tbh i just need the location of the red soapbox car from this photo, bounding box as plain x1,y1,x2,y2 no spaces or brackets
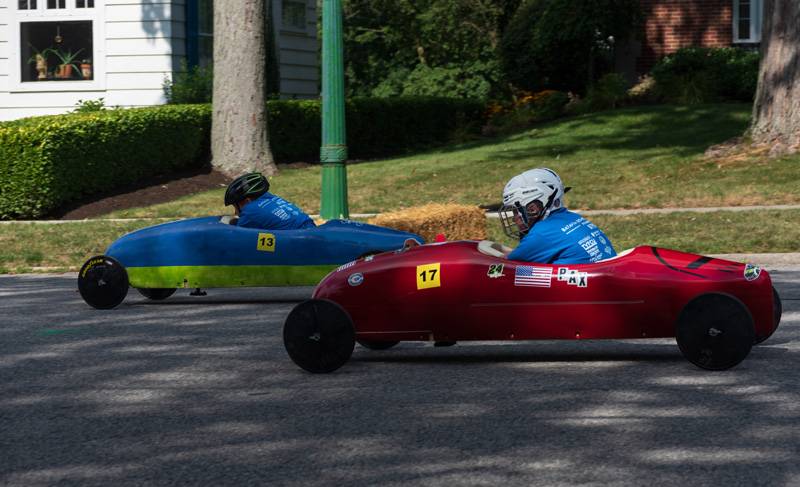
282,241,782,373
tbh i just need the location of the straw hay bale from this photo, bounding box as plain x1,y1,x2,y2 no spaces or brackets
368,204,487,242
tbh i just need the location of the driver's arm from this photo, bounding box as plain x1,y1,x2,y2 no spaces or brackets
507,231,554,263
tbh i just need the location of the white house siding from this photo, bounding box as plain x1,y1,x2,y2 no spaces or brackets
0,1,9,95
0,0,319,121
0,0,183,121
275,0,318,98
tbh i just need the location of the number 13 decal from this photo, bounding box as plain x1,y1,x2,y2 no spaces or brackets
257,233,276,252
416,263,441,290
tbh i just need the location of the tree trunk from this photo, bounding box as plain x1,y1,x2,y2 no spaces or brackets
212,0,277,177
750,0,800,155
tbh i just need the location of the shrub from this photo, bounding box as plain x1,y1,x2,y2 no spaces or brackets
585,73,629,110
163,62,213,104
268,97,486,161
499,0,642,94
0,105,211,219
651,47,759,103
73,98,106,113
485,90,569,134
0,97,485,218
371,62,503,100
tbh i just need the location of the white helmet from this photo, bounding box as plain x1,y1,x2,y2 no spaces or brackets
499,168,566,238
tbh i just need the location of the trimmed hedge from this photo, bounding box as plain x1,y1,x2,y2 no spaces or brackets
268,96,486,161
0,105,211,219
1,97,485,219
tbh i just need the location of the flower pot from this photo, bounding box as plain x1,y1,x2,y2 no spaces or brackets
80,63,92,79
55,64,73,79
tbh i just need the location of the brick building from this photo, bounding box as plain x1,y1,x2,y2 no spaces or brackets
617,0,763,80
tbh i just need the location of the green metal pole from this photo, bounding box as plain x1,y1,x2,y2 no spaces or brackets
320,0,349,219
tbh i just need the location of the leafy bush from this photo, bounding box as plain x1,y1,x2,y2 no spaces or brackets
371,62,502,100
1,97,485,218
485,90,569,134
268,97,486,161
163,62,213,104
585,73,629,110
651,47,759,103
0,105,211,219
343,0,511,100
72,98,106,113
499,0,642,94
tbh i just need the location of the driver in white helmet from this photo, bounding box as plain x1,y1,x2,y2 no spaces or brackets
499,168,616,263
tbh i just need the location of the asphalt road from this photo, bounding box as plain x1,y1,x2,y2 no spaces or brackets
1,268,799,487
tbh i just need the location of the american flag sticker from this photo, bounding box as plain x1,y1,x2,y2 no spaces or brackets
514,266,553,287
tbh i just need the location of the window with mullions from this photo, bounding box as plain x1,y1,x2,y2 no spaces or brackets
282,1,306,30
198,0,213,67
76,0,95,7
20,21,94,82
733,0,763,43
47,0,66,9
18,0,37,9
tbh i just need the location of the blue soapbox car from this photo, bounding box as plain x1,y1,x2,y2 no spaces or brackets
78,216,423,309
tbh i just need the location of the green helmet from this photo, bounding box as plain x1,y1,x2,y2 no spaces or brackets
224,173,270,206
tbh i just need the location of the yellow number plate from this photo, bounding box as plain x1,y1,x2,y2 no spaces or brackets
416,263,441,290
257,233,276,252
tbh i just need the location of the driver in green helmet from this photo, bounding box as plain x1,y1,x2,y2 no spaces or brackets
224,173,315,230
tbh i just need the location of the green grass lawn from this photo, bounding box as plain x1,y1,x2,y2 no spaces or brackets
3,103,798,274
1,210,797,273
101,103,800,219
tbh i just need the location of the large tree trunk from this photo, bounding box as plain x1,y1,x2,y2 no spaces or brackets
212,0,277,177
750,0,800,155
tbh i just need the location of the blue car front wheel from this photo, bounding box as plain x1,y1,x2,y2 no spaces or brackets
78,255,129,310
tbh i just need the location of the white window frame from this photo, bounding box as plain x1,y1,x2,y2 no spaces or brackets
8,0,105,92
733,0,763,43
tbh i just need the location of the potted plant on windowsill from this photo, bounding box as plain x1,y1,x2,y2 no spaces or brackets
79,59,93,79
27,44,53,81
52,47,84,79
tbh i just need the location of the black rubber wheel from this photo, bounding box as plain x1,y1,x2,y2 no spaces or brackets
78,255,129,310
283,299,355,373
136,288,177,301
756,286,783,345
357,340,399,350
676,293,755,370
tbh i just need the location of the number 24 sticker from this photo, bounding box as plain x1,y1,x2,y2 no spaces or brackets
257,233,276,252
416,263,441,290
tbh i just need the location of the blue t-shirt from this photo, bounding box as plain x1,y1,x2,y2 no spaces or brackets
237,192,315,230
507,208,616,264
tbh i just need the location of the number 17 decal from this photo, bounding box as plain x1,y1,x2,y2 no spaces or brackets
416,263,441,290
